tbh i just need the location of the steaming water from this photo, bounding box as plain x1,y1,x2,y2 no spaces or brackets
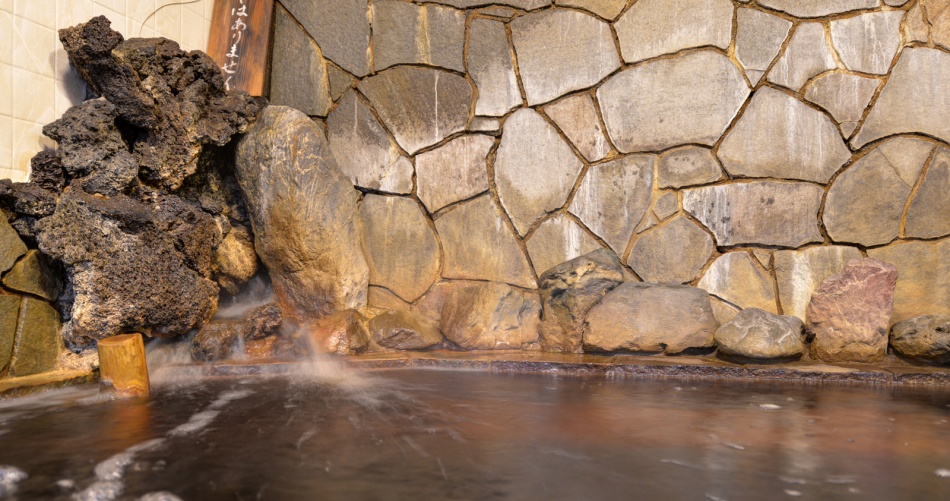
1,367,950,499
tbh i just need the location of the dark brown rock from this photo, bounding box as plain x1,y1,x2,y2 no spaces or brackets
192,321,241,361
191,303,284,361
1,250,63,301
440,282,541,350
806,258,898,363
242,303,282,340
308,309,370,355
714,308,804,360
890,315,950,365
235,106,369,320
369,310,443,350
26,151,66,192
10,297,62,377
583,282,718,354
0,294,20,374
538,249,625,353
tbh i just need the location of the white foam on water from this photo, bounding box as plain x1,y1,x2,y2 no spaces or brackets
73,480,122,501
137,491,184,501
169,410,220,437
0,465,27,497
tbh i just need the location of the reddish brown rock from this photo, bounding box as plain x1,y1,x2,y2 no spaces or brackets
806,258,898,363
308,309,370,355
439,282,540,350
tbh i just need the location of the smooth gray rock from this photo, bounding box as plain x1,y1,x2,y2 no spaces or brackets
653,192,679,220
683,181,824,248
280,0,371,76
372,1,465,72
0,216,27,274
598,51,749,153
830,11,903,75
435,195,536,289
468,18,521,117
358,66,472,154
657,146,723,189
538,249,624,353
629,216,713,284
543,93,610,162
906,146,950,239
270,5,331,117
527,214,602,276
757,0,879,18
440,282,541,350
767,22,836,91
699,252,778,313
774,245,864,321
715,308,804,360
804,73,880,135
823,149,911,246
735,8,792,85
510,9,620,105
495,108,583,235
890,315,950,365
235,106,369,319
869,239,950,325
583,282,718,354
327,65,353,102
852,48,950,148
416,134,493,213
360,195,440,303
369,310,443,351
717,87,850,183
327,91,412,194
554,0,625,19
426,0,550,8
614,0,733,63
569,154,653,254
878,136,934,187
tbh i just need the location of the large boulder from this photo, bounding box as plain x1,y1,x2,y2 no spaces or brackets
890,315,950,365
440,282,540,350
369,310,443,351
583,282,718,354
538,249,625,353
806,259,898,363
235,106,369,319
714,308,804,360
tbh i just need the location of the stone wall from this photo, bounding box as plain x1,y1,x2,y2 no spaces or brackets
268,1,949,344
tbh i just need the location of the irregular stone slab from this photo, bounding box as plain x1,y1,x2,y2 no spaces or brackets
360,195,440,303
699,252,778,313
710,297,740,326
931,0,950,50
878,136,934,187
629,216,713,284
435,195,536,289
583,282,718,354
570,155,654,254
280,0,371,77
614,0,733,64
538,249,624,353
495,109,583,235
554,0,625,20
715,308,804,360
683,182,824,248
543,94,610,162
10,297,62,377
412,280,481,322
757,0,879,18
890,315,950,365
510,9,620,105
358,66,472,154
427,0,550,8
831,11,903,75
852,49,950,148
327,91,412,194
903,2,931,44
467,18,521,117
774,245,864,321
235,106,369,319
598,51,750,153
906,147,950,239
327,65,354,102
270,5,331,117
804,73,879,134
653,192,679,221
718,88,850,183
0,294,20,372
2,250,62,301
470,118,501,133
806,259,897,363
372,1,466,72
309,309,370,356
0,216,27,274
367,286,411,312
869,239,950,324
440,282,541,350
369,310,443,350
767,23,836,92
212,226,258,296
416,135,493,213
527,214,602,276
735,8,792,85
823,149,911,246
657,146,723,189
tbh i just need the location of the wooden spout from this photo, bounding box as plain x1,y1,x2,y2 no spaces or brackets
97,333,150,397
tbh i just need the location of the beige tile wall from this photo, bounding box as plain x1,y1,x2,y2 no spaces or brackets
0,0,215,182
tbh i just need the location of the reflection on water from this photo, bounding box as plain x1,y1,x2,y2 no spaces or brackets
0,370,949,500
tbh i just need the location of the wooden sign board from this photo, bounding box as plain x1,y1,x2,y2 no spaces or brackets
207,0,274,96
